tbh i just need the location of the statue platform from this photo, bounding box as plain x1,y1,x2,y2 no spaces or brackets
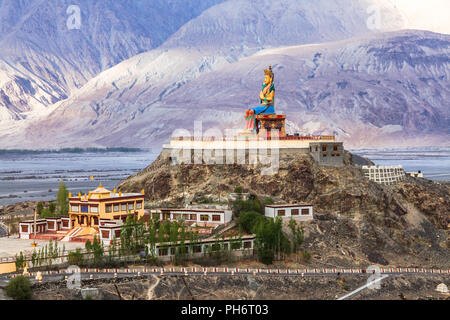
240,113,286,138
256,113,286,137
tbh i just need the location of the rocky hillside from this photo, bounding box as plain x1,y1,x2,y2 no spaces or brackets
118,149,449,268
30,274,450,300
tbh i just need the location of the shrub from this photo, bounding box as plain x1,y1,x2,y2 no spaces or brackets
237,211,266,234
301,250,311,262
234,186,243,193
68,248,84,266
5,276,32,300
233,197,262,216
263,197,274,205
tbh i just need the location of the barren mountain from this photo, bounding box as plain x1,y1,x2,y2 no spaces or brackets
0,0,408,148
14,30,450,149
0,0,226,122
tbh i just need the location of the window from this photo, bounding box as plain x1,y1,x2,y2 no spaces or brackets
231,242,242,250
113,204,119,212
190,214,197,221
101,230,110,239
121,203,127,211
243,241,252,249
170,248,176,255
192,245,202,253
21,225,28,233
47,221,54,229
183,214,189,220
115,230,121,238
159,248,168,256
277,210,285,216
333,144,338,151
81,206,88,213
223,243,229,251
212,215,221,221
291,209,299,215
200,215,209,221
90,206,99,213
105,204,112,213
136,201,142,209
301,208,310,215
322,145,327,151
212,244,221,251
71,205,79,212
315,145,318,151
128,203,134,211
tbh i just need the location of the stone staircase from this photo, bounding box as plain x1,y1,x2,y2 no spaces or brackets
61,227,82,242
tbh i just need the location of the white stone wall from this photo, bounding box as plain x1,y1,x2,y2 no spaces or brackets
362,165,406,185
265,205,313,221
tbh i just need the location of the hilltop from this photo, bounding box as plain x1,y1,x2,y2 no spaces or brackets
118,149,450,268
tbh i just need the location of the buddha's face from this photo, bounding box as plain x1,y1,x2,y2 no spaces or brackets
263,75,272,85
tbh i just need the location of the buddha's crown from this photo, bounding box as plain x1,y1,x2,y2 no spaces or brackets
264,65,274,78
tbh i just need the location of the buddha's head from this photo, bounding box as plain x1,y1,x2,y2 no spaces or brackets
263,65,274,85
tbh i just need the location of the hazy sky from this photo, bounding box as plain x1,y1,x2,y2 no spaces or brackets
390,0,450,34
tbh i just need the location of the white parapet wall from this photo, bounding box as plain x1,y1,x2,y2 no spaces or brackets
361,165,406,185
165,136,336,151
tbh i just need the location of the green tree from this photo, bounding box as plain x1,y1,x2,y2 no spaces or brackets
288,219,304,253
31,250,37,268
5,276,32,300
233,196,262,217
254,217,291,265
92,236,104,266
56,180,69,217
237,211,266,234
48,202,56,216
40,207,51,218
36,202,44,216
15,252,25,271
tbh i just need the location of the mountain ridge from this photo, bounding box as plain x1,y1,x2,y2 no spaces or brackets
9,29,448,150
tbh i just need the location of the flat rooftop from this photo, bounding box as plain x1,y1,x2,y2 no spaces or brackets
265,204,313,208
0,236,86,259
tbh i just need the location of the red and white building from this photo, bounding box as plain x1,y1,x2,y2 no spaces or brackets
98,219,123,245
19,217,72,239
150,208,232,226
265,204,313,221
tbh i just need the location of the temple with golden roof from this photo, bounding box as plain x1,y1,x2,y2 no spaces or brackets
68,184,145,229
